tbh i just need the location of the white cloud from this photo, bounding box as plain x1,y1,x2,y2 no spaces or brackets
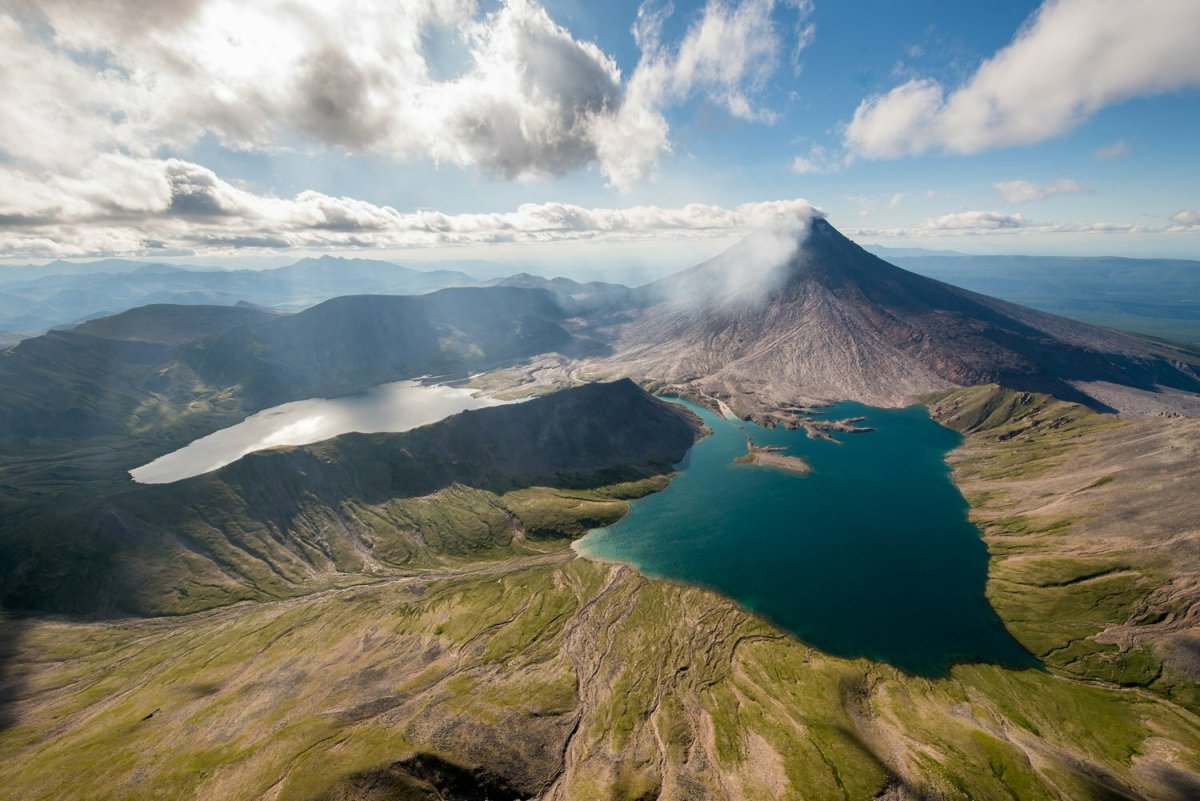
789,143,837,175
598,0,811,188
843,191,908,217
924,211,1026,232
1169,209,1200,231
844,0,1200,158
844,195,876,217
790,156,822,175
1093,140,1131,160
994,179,1085,204
848,210,1156,239
0,0,810,192
0,155,822,257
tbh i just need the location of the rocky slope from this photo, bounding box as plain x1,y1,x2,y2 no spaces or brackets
926,385,1200,709
595,217,1200,417
0,381,702,615
4,554,1200,801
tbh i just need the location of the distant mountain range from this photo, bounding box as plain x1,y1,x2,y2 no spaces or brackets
868,247,1200,347
0,286,590,448
0,255,477,342
4,219,1198,458
6,245,1200,351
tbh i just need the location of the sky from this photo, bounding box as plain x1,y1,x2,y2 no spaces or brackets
1,0,1199,272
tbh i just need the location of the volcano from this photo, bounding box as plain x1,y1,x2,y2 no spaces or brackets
599,216,1200,416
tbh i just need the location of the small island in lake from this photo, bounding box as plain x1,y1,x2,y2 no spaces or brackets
745,406,876,441
733,438,811,474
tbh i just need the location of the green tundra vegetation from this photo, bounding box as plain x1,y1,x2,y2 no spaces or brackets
2,384,1199,799
925,386,1200,712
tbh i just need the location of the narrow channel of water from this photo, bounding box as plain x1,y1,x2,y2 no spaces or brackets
577,400,1037,676
131,380,504,484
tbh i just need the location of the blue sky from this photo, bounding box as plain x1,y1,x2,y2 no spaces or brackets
1,0,1198,269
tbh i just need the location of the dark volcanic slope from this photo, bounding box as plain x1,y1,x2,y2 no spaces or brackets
605,218,1200,415
71,302,277,345
0,380,702,615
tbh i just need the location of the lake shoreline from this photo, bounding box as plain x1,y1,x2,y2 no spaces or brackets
130,379,510,484
578,398,1035,676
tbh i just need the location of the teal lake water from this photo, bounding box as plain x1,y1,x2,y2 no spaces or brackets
577,400,1037,676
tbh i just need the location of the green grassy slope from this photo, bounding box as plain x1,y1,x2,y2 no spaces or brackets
926,385,1200,711
180,288,575,408
3,557,1199,801
4,382,1200,799
0,381,702,616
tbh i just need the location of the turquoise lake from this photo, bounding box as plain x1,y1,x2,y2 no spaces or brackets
577,400,1037,676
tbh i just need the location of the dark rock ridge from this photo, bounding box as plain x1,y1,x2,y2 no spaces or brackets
69,303,277,345
602,217,1200,415
0,380,702,615
217,379,699,499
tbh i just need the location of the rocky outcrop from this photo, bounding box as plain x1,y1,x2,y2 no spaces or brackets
732,440,810,474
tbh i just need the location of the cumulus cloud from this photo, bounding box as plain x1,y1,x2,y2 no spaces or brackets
0,155,821,257
994,179,1085,204
790,156,823,175
844,0,1200,158
0,0,810,191
595,0,811,188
